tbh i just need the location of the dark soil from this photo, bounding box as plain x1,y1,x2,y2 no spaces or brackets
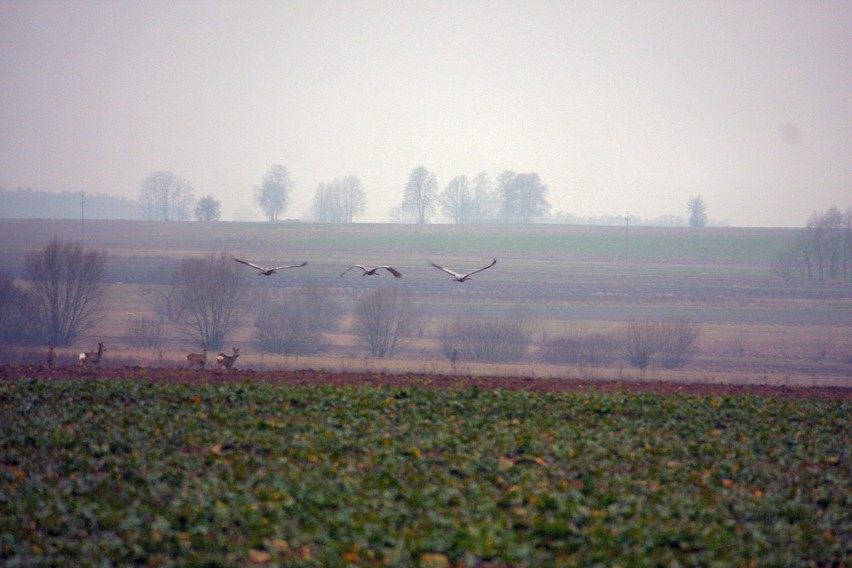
2,365,849,400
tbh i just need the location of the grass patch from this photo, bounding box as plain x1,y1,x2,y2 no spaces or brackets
1,378,848,565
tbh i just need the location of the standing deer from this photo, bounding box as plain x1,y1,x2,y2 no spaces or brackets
45,343,57,369
216,347,240,370
186,345,208,369
79,342,105,366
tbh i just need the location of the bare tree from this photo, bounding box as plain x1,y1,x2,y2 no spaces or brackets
778,206,852,282
311,176,366,223
657,317,702,369
254,164,293,222
440,175,473,224
845,206,852,282
336,176,366,223
0,272,44,346
805,206,846,281
439,308,531,363
195,195,221,222
495,170,516,223
255,302,326,355
311,182,337,223
167,251,250,349
581,332,620,366
24,239,107,346
151,274,183,323
402,166,439,224
252,282,339,354
620,321,659,374
496,171,550,223
139,171,195,221
353,286,417,357
688,195,708,228
295,283,342,332
470,171,497,223
771,251,799,283
619,318,701,372
540,331,619,367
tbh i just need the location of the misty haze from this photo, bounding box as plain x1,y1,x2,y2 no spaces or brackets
0,2,849,566
1,0,850,226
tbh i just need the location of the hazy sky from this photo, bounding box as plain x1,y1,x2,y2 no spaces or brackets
1,0,850,226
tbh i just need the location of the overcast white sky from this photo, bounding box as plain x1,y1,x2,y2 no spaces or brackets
1,0,850,226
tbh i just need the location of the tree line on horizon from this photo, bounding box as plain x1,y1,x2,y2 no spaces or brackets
2,168,715,227
137,165,554,225
0,188,142,220
773,205,852,283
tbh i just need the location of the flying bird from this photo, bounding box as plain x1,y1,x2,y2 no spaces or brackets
430,258,497,282
340,264,403,278
234,258,308,275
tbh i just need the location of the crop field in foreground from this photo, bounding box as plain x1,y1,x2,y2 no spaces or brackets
1,377,848,566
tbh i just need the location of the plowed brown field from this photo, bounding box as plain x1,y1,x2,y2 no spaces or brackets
3,365,849,400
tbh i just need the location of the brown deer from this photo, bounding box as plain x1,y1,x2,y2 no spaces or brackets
186,345,208,369
79,342,105,366
216,347,240,370
45,343,57,369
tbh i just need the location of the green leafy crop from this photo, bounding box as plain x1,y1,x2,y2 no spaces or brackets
1,379,848,566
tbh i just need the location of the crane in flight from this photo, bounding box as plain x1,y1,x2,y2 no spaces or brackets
429,258,497,282
234,258,307,276
340,264,403,278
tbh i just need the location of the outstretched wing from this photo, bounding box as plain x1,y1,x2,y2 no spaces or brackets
378,266,403,278
429,262,462,279
269,261,308,271
464,258,498,278
234,258,264,270
340,264,366,277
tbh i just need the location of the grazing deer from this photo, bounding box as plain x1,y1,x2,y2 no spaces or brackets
45,343,57,369
79,342,105,366
216,347,240,370
186,345,208,369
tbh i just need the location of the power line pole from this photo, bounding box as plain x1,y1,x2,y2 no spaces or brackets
80,192,85,242
624,212,631,253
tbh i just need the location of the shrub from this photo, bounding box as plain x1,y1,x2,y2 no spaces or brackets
439,309,531,363
620,318,702,371
293,283,342,332
352,286,418,358
540,334,584,365
657,317,702,369
540,331,619,367
621,321,659,371
255,302,326,355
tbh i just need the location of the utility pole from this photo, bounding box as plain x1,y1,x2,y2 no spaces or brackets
80,191,86,241
624,212,631,253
